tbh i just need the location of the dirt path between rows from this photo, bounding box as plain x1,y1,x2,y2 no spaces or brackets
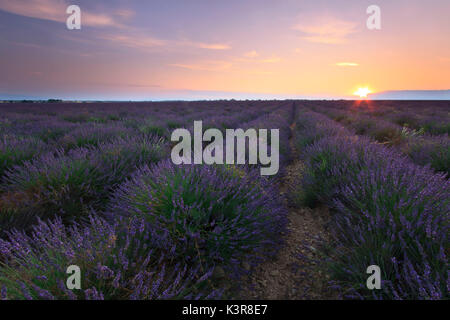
237,122,338,299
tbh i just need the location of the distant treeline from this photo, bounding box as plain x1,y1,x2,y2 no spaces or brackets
0,99,65,103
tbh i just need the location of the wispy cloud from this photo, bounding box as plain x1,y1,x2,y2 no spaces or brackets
99,33,167,49
168,51,281,74
169,61,233,72
236,52,281,64
259,57,281,63
97,32,231,51
195,43,231,50
114,9,135,20
335,62,359,67
86,82,161,89
179,41,231,50
293,15,357,44
247,70,274,76
244,51,259,58
0,0,128,28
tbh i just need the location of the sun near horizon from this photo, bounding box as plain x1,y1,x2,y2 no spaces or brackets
354,87,372,99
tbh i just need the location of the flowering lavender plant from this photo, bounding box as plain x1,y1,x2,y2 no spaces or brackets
0,215,218,300
109,160,287,275
0,135,47,180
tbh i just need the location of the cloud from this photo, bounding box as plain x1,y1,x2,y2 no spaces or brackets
10,41,44,49
97,31,232,51
98,33,231,51
114,9,135,20
259,57,281,63
0,0,67,22
99,33,167,49
180,41,231,50
168,53,280,74
83,13,121,28
169,61,233,72
247,70,274,76
0,0,128,28
293,15,357,44
195,43,231,50
236,53,281,64
244,51,259,58
335,62,359,67
86,82,161,89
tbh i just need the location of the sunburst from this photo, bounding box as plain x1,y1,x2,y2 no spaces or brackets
354,87,372,98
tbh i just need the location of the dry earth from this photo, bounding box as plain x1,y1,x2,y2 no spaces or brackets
235,162,338,299
235,122,339,300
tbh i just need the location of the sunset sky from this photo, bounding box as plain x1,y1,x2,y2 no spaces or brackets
1,0,449,100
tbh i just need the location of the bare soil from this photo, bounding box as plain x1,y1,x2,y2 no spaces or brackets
236,162,338,299
236,121,339,300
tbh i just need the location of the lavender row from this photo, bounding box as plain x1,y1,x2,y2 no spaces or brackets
309,103,450,176
290,107,449,299
241,102,294,173
0,135,167,235
306,100,450,136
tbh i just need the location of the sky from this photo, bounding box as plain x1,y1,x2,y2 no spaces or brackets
0,0,449,100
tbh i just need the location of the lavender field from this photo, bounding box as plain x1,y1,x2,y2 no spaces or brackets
0,100,448,300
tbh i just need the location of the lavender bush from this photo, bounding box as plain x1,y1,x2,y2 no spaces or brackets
0,215,218,300
404,134,450,176
108,160,287,275
0,135,47,180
